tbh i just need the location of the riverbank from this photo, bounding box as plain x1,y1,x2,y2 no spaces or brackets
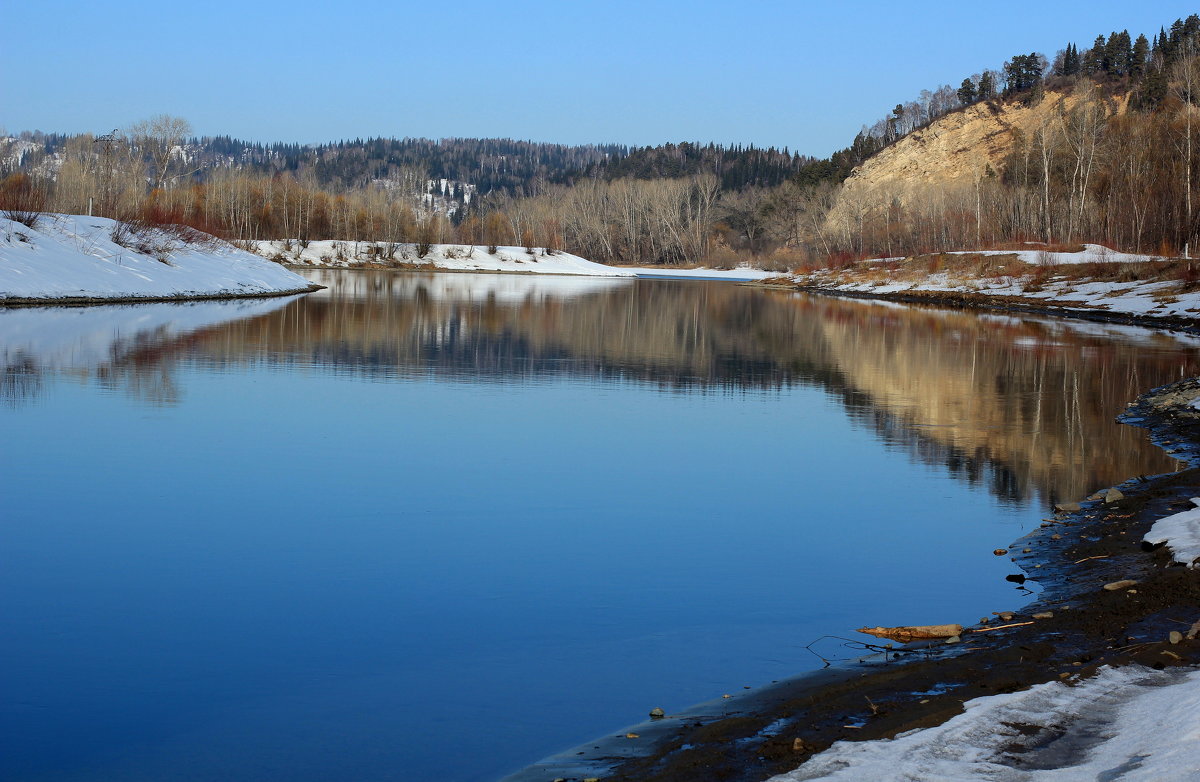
250,238,779,281
759,248,1200,333
0,214,319,305
510,375,1200,780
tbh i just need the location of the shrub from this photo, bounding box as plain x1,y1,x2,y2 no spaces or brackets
0,173,47,229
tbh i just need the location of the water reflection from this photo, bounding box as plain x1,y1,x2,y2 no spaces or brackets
6,270,1194,507
5,271,1199,782
0,297,297,407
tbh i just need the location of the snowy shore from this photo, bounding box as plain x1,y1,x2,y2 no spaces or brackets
0,215,316,303
776,246,1200,325
763,378,1200,782
249,238,779,281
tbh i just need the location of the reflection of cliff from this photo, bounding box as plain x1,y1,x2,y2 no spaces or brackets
5,271,1197,508
811,305,1199,506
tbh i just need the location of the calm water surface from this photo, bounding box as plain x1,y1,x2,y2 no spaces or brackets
3,271,1197,781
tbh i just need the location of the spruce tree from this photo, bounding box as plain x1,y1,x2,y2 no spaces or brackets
1131,34,1150,80
957,77,978,105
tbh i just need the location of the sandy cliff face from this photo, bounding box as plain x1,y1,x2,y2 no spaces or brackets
827,89,1126,233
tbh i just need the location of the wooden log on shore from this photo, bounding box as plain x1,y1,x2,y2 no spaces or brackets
856,624,964,643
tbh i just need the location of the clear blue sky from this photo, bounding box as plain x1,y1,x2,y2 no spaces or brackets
2,0,1197,156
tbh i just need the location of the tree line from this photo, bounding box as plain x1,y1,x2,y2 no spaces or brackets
3,15,1200,267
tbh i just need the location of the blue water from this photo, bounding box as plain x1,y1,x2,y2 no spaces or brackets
2,272,1195,781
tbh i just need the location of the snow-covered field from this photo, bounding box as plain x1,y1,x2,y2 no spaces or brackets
251,239,778,281
0,215,313,301
770,664,1200,781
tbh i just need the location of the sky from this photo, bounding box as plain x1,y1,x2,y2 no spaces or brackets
2,0,1198,157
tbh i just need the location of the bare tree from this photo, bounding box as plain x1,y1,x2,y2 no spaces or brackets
129,115,194,191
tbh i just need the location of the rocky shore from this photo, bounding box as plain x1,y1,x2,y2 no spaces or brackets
513,375,1200,782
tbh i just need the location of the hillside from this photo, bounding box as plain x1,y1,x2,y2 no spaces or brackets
0,214,314,302
826,88,1127,234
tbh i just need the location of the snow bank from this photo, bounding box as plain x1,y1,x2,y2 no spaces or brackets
1145,498,1200,568
771,665,1200,781
0,215,313,301
793,268,1200,321
946,244,1160,266
252,239,636,277
253,239,780,280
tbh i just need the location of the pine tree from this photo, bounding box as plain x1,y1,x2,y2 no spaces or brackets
957,77,978,105
1131,34,1150,80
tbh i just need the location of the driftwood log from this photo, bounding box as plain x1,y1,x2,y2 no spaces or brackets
856,624,964,643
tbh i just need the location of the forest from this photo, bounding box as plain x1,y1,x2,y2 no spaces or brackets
2,13,1199,267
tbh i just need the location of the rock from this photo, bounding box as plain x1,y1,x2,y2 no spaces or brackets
1087,491,1106,501
945,635,962,644
792,738,812,752
993,548,1009,556
1033,612,1054,619
1103,579,1139,591
1055,502,1082,512
1105,488,1125,503
649,707,665,719
625,732,639,739
1187,620,1200,640
1170,631,1183,645
1051,534,1062,540
979,617,990,624
722,694,732,699
999,612,1015,621
1023,548,1032,553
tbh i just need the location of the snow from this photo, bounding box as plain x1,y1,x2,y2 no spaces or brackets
0,214,313,301
793,266,1200,321
944,243,1161,266
770,664,1200,781
1145,498,1200,568
252,239,637,277
252,239,780,280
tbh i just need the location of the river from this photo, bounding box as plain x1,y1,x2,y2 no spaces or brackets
3,270,1197,781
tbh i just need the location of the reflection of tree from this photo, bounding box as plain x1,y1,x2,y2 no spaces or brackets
1,352,42,407
4,274,1197,509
